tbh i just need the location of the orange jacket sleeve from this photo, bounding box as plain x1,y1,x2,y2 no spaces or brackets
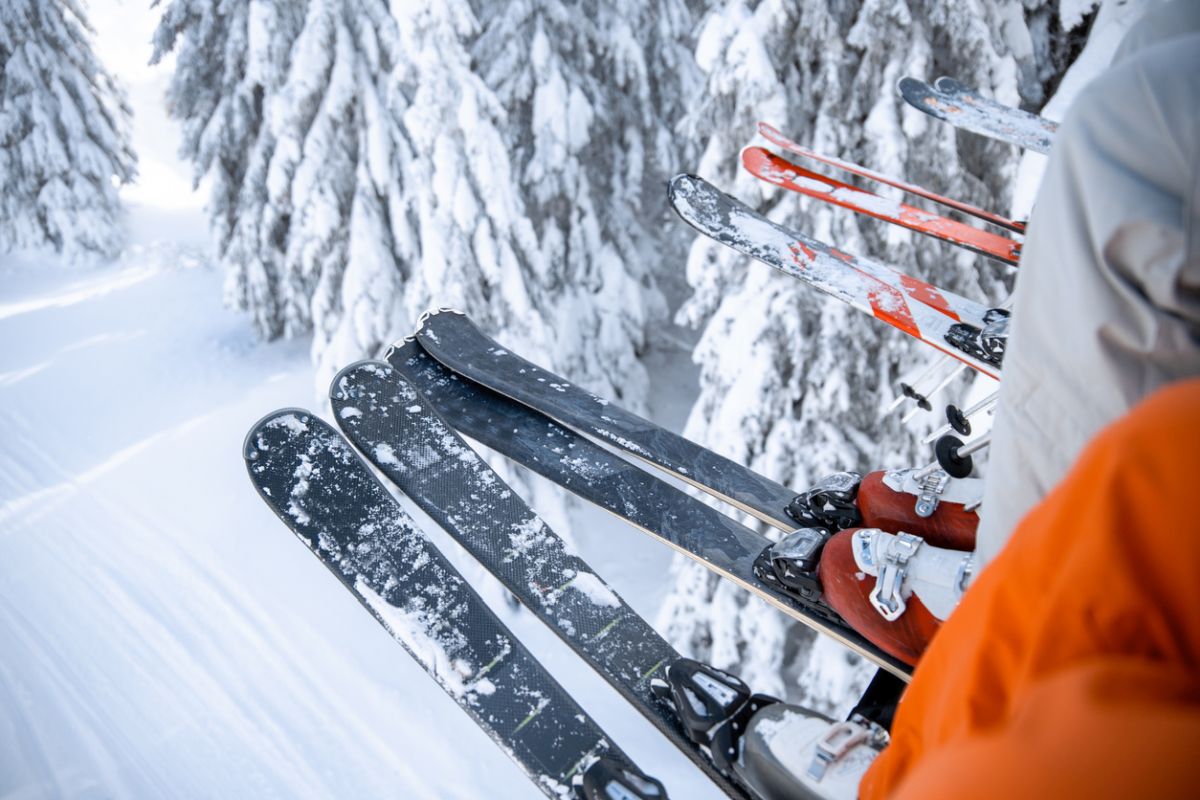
861,379,1200,800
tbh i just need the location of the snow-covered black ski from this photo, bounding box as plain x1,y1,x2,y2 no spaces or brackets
329,362,752,800
668,174,1004,376
899,76,1058,155
243,410,643,799
411,309,801,532
385,337,913,681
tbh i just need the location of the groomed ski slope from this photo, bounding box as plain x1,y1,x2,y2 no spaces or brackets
0,215,722,798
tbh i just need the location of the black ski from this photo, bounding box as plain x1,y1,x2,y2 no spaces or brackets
243,410,638,799
410,309,803,531
384,341,913,682
329,361,751,799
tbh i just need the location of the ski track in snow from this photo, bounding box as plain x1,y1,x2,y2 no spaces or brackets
0,245,533,799
0,240,720,799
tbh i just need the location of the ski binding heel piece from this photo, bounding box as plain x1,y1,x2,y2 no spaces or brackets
944,307,1009,369
651,659,779,775
579,757,667,800
755,527,831,606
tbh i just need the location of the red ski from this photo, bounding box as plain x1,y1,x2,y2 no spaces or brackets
742,147,1021,266
757,122,1025,234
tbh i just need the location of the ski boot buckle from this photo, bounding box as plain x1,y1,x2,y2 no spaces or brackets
914,469,950,518
754,528,846,622
955,552,976,595
807,716,887,781
865,532,922,621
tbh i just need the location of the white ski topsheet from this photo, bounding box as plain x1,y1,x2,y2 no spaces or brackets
670,175,1000,379
900,77,1057,156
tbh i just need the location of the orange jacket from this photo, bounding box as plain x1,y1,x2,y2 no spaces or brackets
862,379,1200,799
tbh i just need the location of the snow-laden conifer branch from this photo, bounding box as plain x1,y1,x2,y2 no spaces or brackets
152,0,698,405
1,0,136,261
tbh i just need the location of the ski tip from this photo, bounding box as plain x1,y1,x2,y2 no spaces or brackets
328,360,395,406
413,306,465,339
666,174,710,224
382,339,405,362
414,305,482,346
385,337,424,371
933,75,966,93
757,120,782,139
667,173,712,202
897,75,931,99
242,407,317,463
666,173,688,207
740,145,765,167
667,172,697,193
741,146,806,187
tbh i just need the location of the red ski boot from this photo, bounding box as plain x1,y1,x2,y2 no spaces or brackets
819,528,974,666
784,469,980,550
856,469,980,550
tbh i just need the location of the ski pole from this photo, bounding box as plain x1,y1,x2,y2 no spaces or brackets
888,354,955,412
902,363,967,423
923,392,998,442
916,433,991,480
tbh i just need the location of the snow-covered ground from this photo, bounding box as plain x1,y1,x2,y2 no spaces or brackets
0,218,723,799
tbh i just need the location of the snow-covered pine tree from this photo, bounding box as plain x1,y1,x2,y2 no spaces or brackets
153,0,699,405
152,0,702,607
659,0,1094,712
470,0,702,402
0,0,136,261
151,0,302,333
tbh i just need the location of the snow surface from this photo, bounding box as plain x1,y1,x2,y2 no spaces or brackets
0,224,720,799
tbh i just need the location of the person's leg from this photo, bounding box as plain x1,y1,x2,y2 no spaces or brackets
861,379,1200,800
976,30,1200,566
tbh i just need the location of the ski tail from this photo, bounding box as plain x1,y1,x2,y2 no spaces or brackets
405,308,802,530
668,174,1002,378
389,333,914,681
329,359,752,799
898,76,1056,155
